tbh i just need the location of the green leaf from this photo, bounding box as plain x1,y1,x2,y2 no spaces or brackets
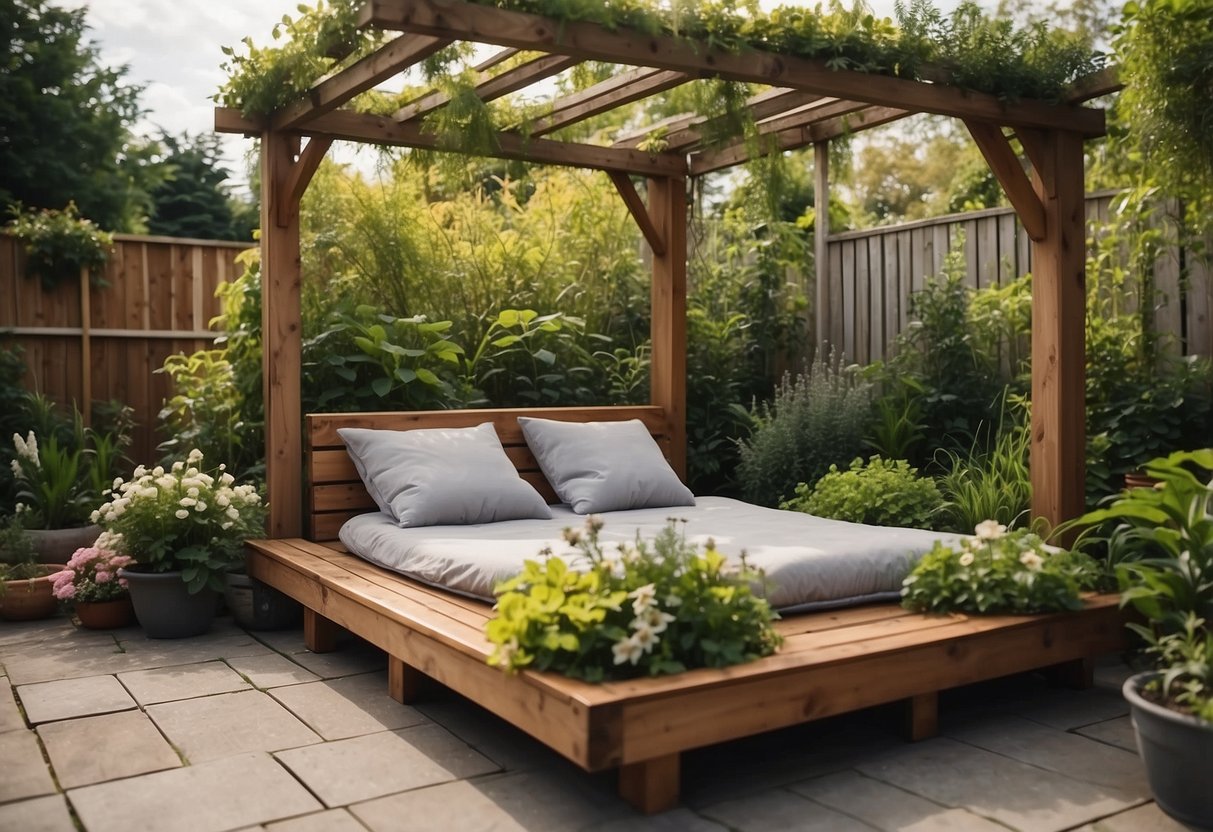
371,377,392,397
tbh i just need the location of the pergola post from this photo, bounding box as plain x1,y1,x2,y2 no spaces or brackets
647,175,688,479
260,130,305,538
1027,130,1087,531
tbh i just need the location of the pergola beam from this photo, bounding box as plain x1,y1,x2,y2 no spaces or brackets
216,107,687,176
529,67,689,137
362,0,1106,136
393,52,580,122
613,88,825,149
272,33,452,131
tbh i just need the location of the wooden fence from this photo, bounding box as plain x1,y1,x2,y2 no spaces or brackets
0,234,253,464
821,190,1213,365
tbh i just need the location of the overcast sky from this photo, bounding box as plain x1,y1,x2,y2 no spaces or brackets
72,0,930,188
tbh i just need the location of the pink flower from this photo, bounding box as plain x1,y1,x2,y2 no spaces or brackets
55,582,76,600
118,578,129,589
94,570,112,584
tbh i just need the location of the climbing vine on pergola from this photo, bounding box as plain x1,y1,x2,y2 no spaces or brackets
215,0,1120,540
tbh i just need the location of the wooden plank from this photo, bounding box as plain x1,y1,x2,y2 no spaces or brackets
1153,206,1183,357
362,0,1106,135
828,243,844,350
648,176,688,480
855,238,870,365
618,754,679,814
279,138,334,227
308,404,669,447
965,120,1046,242
304,608,341,652
262,131,305,538
963,219,980,288
1188,243,1212,357
905,692,939,741
217,108,687,177
530,67,688,137
841,240,855,359
868,234,885,362
814,141,829,351
272,33,453,130
978,213,999,289
1029,130,1087,533
614,87,822,149
909,226,927,298
394,53,580,122
608,172,665,256
883,232,899,357
998,213,1019,280
663,97,866,154
898,230,912,334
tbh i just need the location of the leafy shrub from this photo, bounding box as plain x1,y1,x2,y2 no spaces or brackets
935,402,1031,533
486,517,781,682
1135,614,1213,723
736,349,872,507
901,521,1103,614
7,202,113,290
783,456,945,529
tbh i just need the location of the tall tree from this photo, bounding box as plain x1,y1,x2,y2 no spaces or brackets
146,133,257,241
0,0,152,230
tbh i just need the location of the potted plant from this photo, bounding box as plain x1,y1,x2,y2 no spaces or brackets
0,516,67,621
1077,448,1213,827
51,546,136,629
93,449,265,638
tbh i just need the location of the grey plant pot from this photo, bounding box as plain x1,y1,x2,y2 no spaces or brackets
28,525,101,564
118,568,216,639
1123,672,1213,829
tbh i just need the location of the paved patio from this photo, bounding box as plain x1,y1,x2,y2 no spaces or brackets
0,613,1188,832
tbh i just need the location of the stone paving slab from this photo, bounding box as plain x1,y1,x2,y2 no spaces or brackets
115,630,273,665
349,769,632,832
791,770,1009,832
854,736,1143,832
0,794,77,832
263,808,370,831
414,693,558,773
1076,716,1139,754
17,674,135,724
0,677,24,732
68,751,323,832
0,728,57,803
276,723,498,807
119,660,252,704
700,787,878,831
1075,802,1193,831
3,642,167,685
269,671,427,740
227,653,320,689
1013,687,1131,731
286,642,387,679
590,808,730,831
147,689,322,763
38,709,182,788
945,715,1147,797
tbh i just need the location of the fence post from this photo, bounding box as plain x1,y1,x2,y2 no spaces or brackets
79,266,91,425
814,141,830,354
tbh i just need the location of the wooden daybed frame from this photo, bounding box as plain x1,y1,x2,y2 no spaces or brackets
245,403,1125,813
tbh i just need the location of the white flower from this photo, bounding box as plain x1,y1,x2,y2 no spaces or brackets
612,635,644,665
974,520,1007,541
1019,551,1044,571
132,465,147,478
171,461,184,473
215,493,230,508
194,501,207,513
187,487,200,498
179,497,196,508
664,593,682,607
631,622,658,654
10,459,21,478
13,431,39,466
628,583,657,614
187,449,204,464
958,552,975,567
174,509,190,520
14,502,27,515
636,608,676,635
226,506,240,520
152,466,165,478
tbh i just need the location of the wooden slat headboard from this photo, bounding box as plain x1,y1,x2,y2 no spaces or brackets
306,405,675,541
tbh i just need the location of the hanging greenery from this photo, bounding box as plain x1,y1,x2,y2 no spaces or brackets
6,203,113,291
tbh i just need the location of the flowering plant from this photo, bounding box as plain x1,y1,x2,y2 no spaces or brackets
51,547,133,603
486,517,782,682
11,430,97,529
92,449,265,593
901,520,1103,614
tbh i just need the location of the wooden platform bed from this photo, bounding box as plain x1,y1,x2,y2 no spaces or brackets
246,405,1124,814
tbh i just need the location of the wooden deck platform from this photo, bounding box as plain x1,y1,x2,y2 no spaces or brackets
247,536,1125,813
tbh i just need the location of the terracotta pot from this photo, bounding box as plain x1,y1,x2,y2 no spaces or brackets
119,567,216,638
27,525,101,565
75,596,135,630
0,565,67,621
1124,471,1162,491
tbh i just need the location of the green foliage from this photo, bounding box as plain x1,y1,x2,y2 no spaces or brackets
935,406,1031,533
94,450,266,594
1077,449,1213,634
486,517,781,682
863,378,927,462
0,347,30,511
7,203,113,290
783,455,945,529
1116,0,1213,231
736,349,873,507
146,133,256,242
1135,614,1213,723
0,515,36,567
0,0,154,231
901,521,1103,614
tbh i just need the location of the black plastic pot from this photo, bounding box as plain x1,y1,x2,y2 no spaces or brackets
119,567,216,639
1123,672,1213,829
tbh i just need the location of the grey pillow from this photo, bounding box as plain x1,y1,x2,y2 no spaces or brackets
338,423,552,527
518,417,695,514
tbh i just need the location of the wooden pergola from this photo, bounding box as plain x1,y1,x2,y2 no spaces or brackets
215,0,1118,540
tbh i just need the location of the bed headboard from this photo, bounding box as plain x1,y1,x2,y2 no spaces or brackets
306,405,676,542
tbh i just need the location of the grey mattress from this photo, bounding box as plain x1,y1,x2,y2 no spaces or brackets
338,497,960,612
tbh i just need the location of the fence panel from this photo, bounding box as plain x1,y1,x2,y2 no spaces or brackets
1,234,252,465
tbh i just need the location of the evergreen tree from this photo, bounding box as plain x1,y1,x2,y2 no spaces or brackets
146,133,256,241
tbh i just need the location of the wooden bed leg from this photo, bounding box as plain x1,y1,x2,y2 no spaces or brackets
303,608,340,653
388,657,430,704
1048,656,1095,690
618,754,680,815
904,692,939,741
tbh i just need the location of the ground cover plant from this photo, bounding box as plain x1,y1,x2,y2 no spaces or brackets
782,455,945,530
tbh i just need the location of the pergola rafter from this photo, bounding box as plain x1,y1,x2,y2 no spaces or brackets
216,0,1118,541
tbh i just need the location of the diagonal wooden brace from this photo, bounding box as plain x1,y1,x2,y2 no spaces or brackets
965,120,1046,242
608,171,666,257
276,137,333,228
